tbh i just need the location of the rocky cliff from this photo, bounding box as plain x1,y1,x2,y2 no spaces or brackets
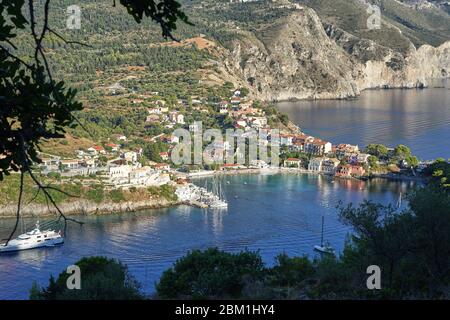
219,4,450,101
0,198,180,219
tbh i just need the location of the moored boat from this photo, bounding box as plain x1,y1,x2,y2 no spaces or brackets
314,216,334,255
0,221,64,253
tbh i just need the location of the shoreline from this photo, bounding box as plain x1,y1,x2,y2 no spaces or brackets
0,197,181,220
269,78,448,103
0,169,425,220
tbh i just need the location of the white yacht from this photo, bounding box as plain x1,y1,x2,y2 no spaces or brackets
0,221,63,253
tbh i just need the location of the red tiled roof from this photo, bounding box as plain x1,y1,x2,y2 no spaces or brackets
106,143,118,148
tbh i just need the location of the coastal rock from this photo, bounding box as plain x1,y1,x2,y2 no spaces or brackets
0,198,180,219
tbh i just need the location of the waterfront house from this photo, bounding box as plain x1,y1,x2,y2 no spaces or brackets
335,164,351,178
352,165,366,176
250,160,269,169
308,157,325,172
336,164,366,177
284,158,302,168
322,158,340,174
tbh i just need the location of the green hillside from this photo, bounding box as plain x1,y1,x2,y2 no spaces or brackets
10,0,449,106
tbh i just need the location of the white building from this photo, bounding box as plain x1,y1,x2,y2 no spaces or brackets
109,165,132,181
60,159,80,170
322,158,340,174
123,151,138,163
308,157,325,172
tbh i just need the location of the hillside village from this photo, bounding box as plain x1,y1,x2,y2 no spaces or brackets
36,84,427,200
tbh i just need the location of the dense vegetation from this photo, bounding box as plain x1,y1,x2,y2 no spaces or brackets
30,256,143,299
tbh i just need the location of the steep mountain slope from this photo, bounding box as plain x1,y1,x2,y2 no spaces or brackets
221,7,360,100
205,1,450,100
294,0,450,50
14,0,448,103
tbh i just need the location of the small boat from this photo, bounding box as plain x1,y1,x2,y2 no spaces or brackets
314,242,335,255
314,216,334,255
0,221,63,253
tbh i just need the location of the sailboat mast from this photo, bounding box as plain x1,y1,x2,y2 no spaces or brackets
321,216,324,247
